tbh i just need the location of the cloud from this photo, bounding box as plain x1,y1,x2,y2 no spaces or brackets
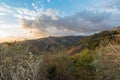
0,12,8,15
45,8,59,20
0,3,14,14
75,10,111,23
85,0,120,15
20,10,112,37
45,8,52,16
0,3,44,20
109,0,120,10
0,3,60,20
98,0,120,14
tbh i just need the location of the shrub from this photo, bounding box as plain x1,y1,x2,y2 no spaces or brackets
0,53,46,80
72,49,95,80
0,47,75,80
42,51,75,80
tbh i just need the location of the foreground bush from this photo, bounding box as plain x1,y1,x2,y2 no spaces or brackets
0,53,46,80
72,49,95,80
0,45,75,80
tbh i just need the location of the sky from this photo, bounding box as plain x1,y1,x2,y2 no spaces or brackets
0,0,120,42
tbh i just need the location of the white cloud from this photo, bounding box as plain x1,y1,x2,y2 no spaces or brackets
0,3,14,14
45,8,52,16
0,12,8,15
45,8,59,20
0,3,44,20
84,0,120,16
0,3,60,21
15,8,36,19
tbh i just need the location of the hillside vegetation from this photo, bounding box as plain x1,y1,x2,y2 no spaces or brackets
0,27,120,80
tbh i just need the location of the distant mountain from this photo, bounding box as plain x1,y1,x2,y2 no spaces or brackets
25,36,85,52
1,36,85,54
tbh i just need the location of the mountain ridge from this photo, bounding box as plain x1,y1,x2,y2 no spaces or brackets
1,27,120,54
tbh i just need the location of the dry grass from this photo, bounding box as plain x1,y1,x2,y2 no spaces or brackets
0,53,45,80
94,40,120,80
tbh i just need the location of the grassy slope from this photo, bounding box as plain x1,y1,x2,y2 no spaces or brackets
93,42,120,80
67,28,120,55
